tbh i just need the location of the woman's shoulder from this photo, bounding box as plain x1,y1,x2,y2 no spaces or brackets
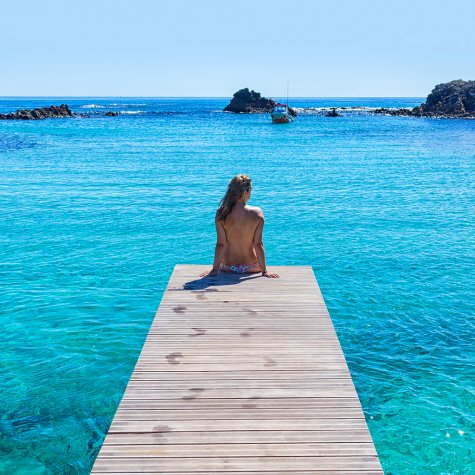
245,205,264,218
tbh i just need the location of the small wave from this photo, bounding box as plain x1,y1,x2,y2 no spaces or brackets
118,111,145,115
80,104,104,109
108,103,146,107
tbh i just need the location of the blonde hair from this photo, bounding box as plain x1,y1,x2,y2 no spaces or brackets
217,174,252,222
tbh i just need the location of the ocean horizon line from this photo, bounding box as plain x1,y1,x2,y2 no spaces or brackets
0,95,425,100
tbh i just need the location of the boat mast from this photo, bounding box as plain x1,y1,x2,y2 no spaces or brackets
286,81,289,114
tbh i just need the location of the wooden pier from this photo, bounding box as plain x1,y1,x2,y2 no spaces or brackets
92,265,383,473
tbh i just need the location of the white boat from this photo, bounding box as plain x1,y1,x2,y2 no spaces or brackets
271,103,294,123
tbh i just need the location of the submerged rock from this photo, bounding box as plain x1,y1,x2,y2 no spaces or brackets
0,104,74,120
224,88,275,113
374,80,475,118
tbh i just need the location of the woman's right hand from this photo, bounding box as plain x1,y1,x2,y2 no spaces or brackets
199,269,218,277
262,270,279,278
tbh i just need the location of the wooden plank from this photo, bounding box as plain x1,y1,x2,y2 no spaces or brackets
112,409,365,421
108,419,370,433
136,355,348,364
129,371,352,380
93,472,383,475
129,361,346,374
121,392,360,402
117,398,361,409
93,472,382,475
92,456,382,472
92,265,382,473
138,350,346,357
102,429,375,445
97,442,377,457
124,379,355,390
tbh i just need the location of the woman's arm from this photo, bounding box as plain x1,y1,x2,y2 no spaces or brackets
253,212,279,278
200,217,227,277
252,215,266,273
211,219,227,273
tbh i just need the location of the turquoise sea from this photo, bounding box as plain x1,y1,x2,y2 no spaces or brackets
1,97,474,474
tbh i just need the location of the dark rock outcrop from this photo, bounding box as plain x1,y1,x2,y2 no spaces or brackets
0,104,74,120
374,80,475,118
373,107,414,116
105,111,119,116
325,108,341,117
224,88,275,113
413,80,475,117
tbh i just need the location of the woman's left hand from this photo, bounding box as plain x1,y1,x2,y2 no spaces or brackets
199,269,218,277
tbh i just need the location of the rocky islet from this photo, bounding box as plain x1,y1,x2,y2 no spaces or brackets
223,88,297,116
0,104,121,120
374,80,475,118
0,104,74,120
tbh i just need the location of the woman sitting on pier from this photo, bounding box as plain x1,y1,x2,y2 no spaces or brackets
201,174,279,278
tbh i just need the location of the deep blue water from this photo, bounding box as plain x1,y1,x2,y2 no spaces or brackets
1,97,474,474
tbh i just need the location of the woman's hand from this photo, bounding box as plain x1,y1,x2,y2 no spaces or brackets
199,268,218,277
262,270,280,278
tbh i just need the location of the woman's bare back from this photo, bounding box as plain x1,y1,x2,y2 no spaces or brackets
222,204,263,265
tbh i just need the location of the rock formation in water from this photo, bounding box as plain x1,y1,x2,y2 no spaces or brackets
224,88,298,116
288,107,298,117
0,104,74,120
325,108,341,117
374,80,475,118
224,88,276,113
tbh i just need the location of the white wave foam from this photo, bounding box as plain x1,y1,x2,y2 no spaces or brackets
293,106,395,115
80,104,104,109
294,106,376,112
118,110,145,115
108,103,146,107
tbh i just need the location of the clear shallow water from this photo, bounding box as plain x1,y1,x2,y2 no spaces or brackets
1,97,474,474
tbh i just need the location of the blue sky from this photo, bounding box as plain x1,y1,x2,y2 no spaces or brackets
1,0,474,97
